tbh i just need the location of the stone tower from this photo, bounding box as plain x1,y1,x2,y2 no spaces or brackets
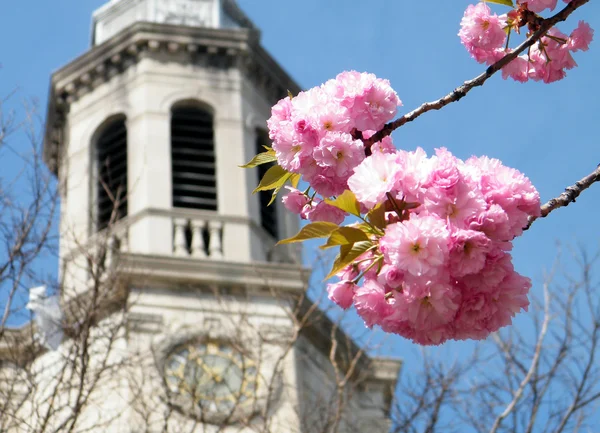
36,0,402,431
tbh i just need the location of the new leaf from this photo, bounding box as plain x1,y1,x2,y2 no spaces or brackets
485,0,514,6
320,227,369,250
326,240,374,280
253,165,290,193
277,222,340,245
240,150,277,168
325,190,361,217
367,203,386,230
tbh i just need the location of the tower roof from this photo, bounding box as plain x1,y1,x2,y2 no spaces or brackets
92,0,258,46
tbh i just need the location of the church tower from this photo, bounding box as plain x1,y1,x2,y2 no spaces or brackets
40,1,401,431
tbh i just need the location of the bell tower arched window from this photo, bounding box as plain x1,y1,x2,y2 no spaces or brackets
256,129,278,238
96,116,128,230
171,104,217,211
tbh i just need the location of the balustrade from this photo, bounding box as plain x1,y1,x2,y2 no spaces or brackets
172,216,224,259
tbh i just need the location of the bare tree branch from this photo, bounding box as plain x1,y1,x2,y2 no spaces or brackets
525,164,600,231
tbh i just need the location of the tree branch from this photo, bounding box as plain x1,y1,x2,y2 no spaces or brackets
525,164,600,230
489,280,551,433
364,0,591,147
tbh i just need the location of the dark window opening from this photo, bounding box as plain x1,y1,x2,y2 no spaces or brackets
256,129,278,238
96,117,128,230
171,106,217,210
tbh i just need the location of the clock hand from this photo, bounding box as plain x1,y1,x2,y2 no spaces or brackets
198,360,225,383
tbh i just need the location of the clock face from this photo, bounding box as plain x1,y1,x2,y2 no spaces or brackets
164,341,258,413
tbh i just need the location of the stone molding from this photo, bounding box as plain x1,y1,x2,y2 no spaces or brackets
118,252,310,292
44,21,301,175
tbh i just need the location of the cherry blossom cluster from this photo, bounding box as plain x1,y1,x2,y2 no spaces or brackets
265,72,541,345
331,148,540,345
459,1,593,83
269,71,401,201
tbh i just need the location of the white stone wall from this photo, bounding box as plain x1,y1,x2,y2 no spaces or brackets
56,51,298,300
121,286,303,432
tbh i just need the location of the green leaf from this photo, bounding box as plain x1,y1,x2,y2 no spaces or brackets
253,165,290,193
240,151,277,168
267,182,287,206
264,172,300,206
290,173,301,189
484,0,513,6
367,203,386,230
326,240,374,280
277,222,340,245
320,227,370,250
325,190,361,217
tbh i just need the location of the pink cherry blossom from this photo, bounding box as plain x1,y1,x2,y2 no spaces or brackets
569,21,594,52
518,0,558,13
350,77,402,131
465,156,541,238
377,264,404,289
404,280,460,332
270,132,312,173
393,147,432,203
380,215,450,278
267,96,292,144
461,250,515,293
348,151,401,209
308,101,352,135
281,187,309,215
327,281,356,309
427,189,487,229
336,264,360,282
354,279,394,328
453,289,493,340
468,203,512,241
304,201,347,225
304,167,347,198
458,4,593,84
313,132,365,177
425,148,461,191
530,32,577,83
459,3,507,64
500,51,530,83
448,229,491,277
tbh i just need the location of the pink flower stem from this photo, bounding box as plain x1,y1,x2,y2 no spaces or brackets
352,255,383,284
386,192,404,220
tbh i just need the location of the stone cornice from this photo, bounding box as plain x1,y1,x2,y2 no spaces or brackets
222,0,258,33
118,252,310,291
43,21,302,175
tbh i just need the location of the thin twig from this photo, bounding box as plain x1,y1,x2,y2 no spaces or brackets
364,0,591,147
489,279,551,433
524,164,600,230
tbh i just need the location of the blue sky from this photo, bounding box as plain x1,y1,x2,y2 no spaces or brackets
1,0,599,421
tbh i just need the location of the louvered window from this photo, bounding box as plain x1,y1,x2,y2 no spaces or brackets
96,117,128,230
256,130,278,238
171,106,217,210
